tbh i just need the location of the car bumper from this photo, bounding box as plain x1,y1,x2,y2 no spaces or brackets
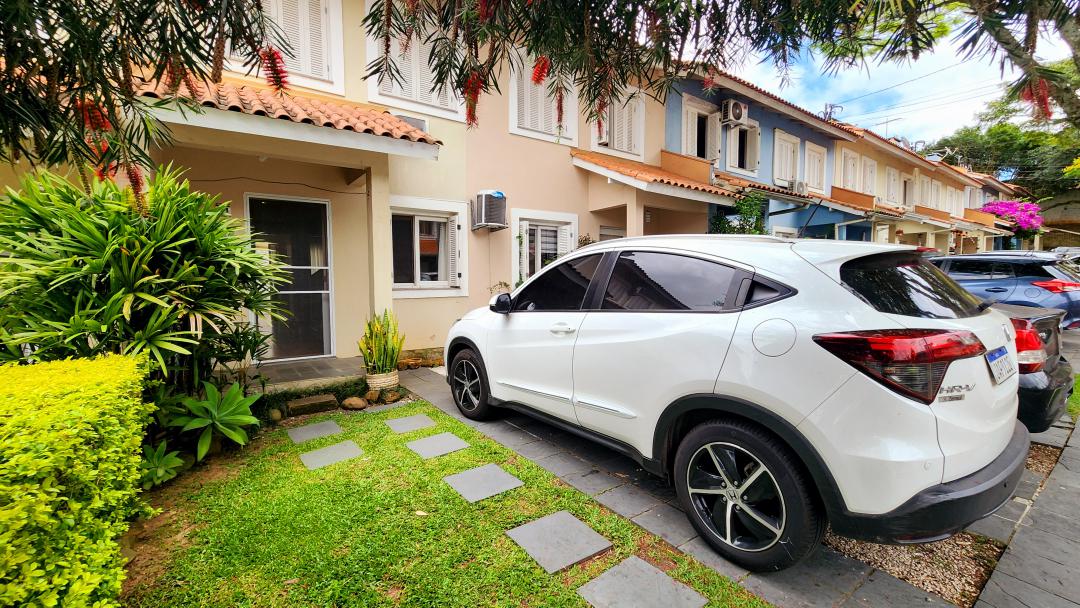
829,421,1029,544
1017,358,1074,433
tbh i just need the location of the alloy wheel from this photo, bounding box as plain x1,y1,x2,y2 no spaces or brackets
685,442,787,552
452,359,482,411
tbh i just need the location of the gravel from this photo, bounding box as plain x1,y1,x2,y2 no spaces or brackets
1026,443,1061,477
825,532,1002,607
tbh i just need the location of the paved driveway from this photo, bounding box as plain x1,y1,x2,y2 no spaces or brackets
400,367,948,607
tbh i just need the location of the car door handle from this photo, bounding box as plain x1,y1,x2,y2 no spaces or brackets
549,323,576,336
986,287,1009,293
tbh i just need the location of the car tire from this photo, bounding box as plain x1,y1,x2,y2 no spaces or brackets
673,419,825,572
448,348,497,420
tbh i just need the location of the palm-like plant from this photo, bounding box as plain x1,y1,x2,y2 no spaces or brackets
170,382,260,461
0,167,287,392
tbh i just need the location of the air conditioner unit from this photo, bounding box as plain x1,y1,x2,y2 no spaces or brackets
721,99,749,126
471,190,509,231
793,181,809,196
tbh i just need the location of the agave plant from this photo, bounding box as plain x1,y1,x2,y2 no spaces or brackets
169,382,261,461
139,441,186,489
358,309,405,374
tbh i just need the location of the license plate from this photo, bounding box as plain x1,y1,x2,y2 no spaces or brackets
985,346,1017,384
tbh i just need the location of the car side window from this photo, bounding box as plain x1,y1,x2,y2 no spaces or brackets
513,254,602,312
601,251,736,311
947,260,995,280
990,262,1015,279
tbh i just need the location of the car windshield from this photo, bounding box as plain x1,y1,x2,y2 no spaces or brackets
840,252,984,319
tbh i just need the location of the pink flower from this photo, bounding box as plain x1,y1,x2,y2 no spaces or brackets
981,200,1044,235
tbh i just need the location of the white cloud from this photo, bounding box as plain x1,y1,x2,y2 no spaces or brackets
727,32,1070,142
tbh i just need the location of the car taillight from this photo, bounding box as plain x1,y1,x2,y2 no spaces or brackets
1011,318,1048,373
1032,279,1080,293
812,329,986,404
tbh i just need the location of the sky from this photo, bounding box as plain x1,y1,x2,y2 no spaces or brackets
730,33,1070,145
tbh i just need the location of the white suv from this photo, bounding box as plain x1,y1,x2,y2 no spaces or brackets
444,235,1029,571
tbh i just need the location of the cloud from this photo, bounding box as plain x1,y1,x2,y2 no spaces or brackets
728,33,1070,142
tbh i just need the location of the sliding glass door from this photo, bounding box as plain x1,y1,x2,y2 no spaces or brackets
248,197,333,360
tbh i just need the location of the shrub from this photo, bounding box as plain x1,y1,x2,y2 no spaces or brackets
0,167,287,394
0,355,152,607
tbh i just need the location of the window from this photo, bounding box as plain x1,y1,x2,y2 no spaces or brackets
841,149,860,190
901,174,915,208
919,175,932,206
513,254,602,311
885,167,901,204
773,129,800,187
241,0,343,94
510,59,578,145
367,25,462,120
931,180,944,210
390,197,468,297
601,251,737,312
946,187,962,216
594,92,645,160
965,187,979,209
860,157,877,196
513,210,578,284
682,96,720,162
726,119,761,175
840,252,982,319
805,142,826,192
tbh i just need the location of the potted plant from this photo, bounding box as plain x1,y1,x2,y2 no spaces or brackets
359,309,405,390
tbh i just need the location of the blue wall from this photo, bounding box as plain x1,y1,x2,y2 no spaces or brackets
667,80,863,237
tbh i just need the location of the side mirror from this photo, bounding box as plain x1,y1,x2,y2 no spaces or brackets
489,292,512,314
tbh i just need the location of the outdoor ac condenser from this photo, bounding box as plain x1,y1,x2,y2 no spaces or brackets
471,190,509,231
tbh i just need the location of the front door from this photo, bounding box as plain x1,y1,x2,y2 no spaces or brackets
486,253,603,423
249,197,333,360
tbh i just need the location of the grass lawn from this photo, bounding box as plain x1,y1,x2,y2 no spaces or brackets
1070,373,1080,421
122,399,768,607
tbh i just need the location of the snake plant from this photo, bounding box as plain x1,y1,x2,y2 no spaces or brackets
359,309,405,374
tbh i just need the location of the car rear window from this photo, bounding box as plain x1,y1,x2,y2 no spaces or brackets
840,252,983,319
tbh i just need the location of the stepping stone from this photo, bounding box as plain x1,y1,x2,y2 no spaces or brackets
407,432,469,459
578,556,706,608
385,414,435,433
444,464,523,502
506,510,611,573
287,393,338,415
300,440,362,470
286,420,342,444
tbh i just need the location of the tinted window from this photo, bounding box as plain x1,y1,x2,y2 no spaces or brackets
1049,261,1080,281
841,252,982,319
947,259,995,280
602,251,736,311
513,254,601,311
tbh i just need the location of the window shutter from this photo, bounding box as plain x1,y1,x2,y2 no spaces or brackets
308,0,328,79
886,168,900,203
751,127,761,170
682,108,696,155
806,145,825,190
517,220,530,282
447,215,460,287
273,0,328,80
706,112,721,162
557,224,573,256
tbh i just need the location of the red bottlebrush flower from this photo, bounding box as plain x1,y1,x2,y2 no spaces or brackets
702,67,719,92
74,100,112,132
404,0,419,15
260,46,289,93
126,164,147,214
464,71,483,127
555,89,565,130
531,55,551,85
1021,78,1053,120
479,0,497,22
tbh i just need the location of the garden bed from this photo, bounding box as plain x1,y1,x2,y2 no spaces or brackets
122,402,768,607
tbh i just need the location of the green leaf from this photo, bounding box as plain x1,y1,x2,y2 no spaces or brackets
196,427,213,461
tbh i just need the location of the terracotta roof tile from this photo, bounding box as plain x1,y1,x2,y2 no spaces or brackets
714,172,810,200
137,79,441,146
571,150,741,199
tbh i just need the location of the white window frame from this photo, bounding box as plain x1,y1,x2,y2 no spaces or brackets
681,95,721,163
590,89,646,162
804,141,827,194
364,12,466,122
725,118,761,177
599,225,626,241
901,173,915,208
841,148,860,191
226,0,345,96
919,175,932,206
931,180,944,210
773,129,801,188
860,156,878,196
508,59,579,146
390,196,469,299
510,208,578,286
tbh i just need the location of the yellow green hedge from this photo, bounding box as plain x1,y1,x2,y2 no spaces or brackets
0,356,152,607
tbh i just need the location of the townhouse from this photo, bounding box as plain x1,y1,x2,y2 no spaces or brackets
0,0,1024,362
